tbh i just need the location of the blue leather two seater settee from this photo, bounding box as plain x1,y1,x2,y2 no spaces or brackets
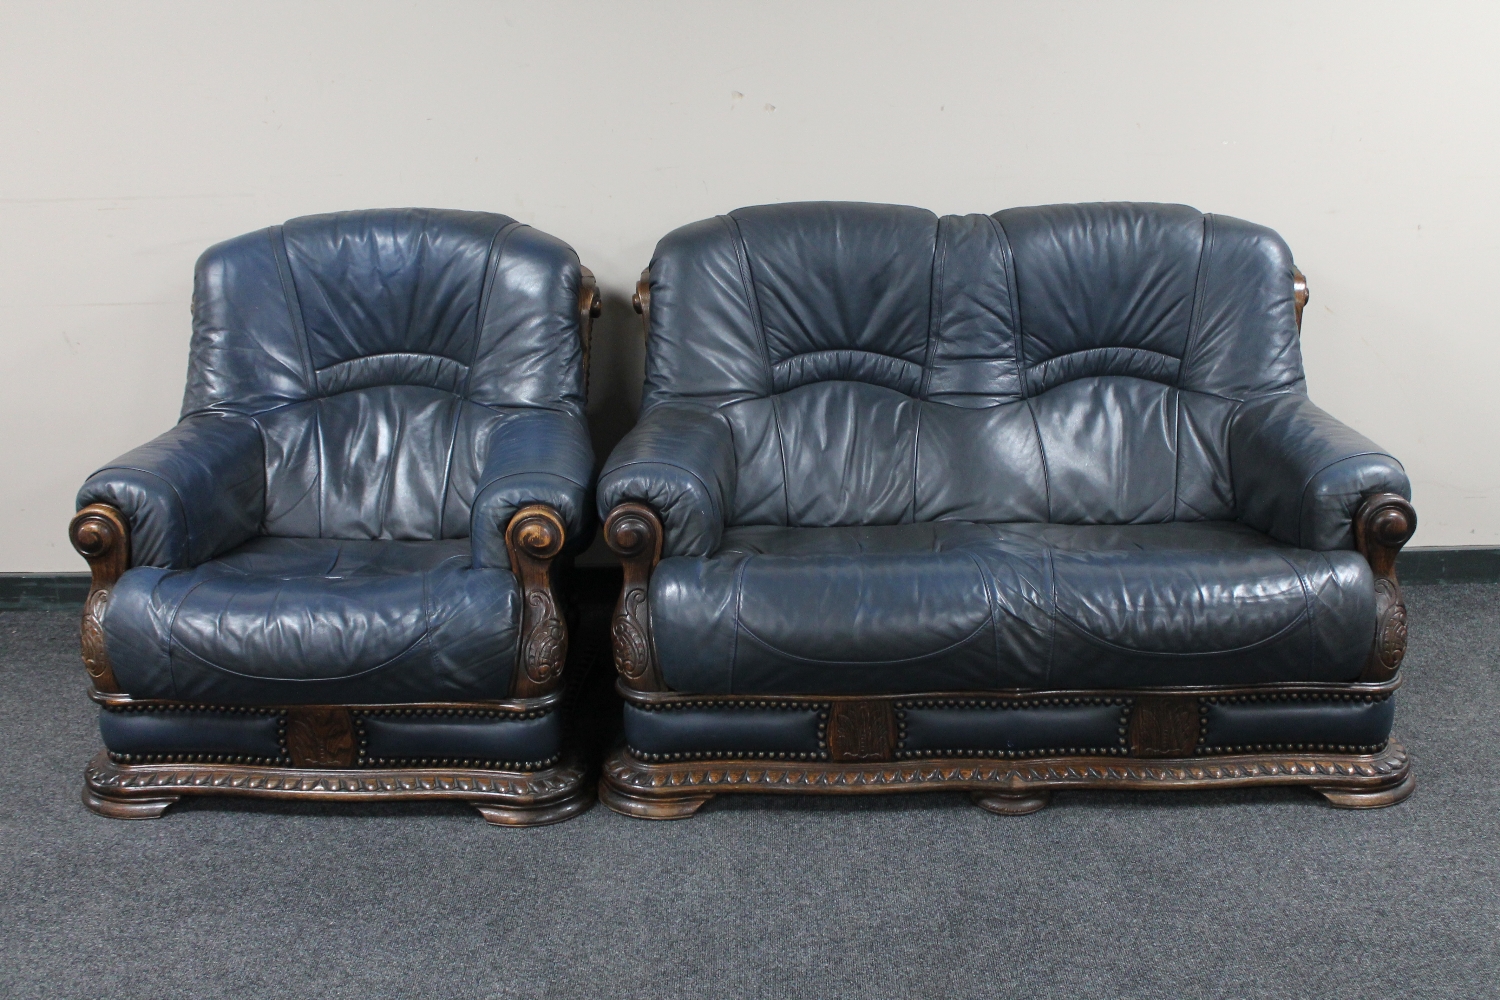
71,209,599,825
597,201,1417,817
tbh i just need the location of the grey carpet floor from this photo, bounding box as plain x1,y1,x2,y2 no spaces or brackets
2,584,1497,999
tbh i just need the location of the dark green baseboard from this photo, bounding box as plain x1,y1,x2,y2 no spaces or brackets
2,547,1495,610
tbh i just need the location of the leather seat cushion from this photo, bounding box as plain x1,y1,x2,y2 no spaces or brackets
650,521,1375,694
103,537,519,704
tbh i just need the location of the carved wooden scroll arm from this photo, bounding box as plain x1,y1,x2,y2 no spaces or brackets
68,503,130,693
631,269,651,339
603,502,663,691
1354,492,1417,682
578,265,602,396
1292,266,1309,333
505,504,569,699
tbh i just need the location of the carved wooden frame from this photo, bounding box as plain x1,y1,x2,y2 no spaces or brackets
599,490,1418,818
68,502,589,826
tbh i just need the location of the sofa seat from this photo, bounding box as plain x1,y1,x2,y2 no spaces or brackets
103,537,520,704
649,521,1375,694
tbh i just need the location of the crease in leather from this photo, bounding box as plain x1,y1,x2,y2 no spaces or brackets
733,610,994,667
1052,603,1310,658
1024,347,1182,395
316,353,469,396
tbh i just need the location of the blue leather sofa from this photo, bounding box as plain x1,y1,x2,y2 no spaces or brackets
70,208,599,825
597,201,1416,817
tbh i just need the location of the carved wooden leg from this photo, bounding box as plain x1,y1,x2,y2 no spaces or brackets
1355,493,1417,683
597,779,714,820
603,503,664,691
1312,770,1415,809
971,790,1052,816
82,784,179,820
471,787,596,827
505,505,568,699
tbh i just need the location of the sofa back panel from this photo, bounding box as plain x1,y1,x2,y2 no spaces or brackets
642,201,1308,531
1182,214,1306,397
923,213,1023,407
642,216,769,408
183,228,316,416
725,383,919,526
914,401,1050,523
997,202,1204,381
182,209,585,541
732,202,938,369
258,386,463,540
1030,377,1179,524
281,209,505,373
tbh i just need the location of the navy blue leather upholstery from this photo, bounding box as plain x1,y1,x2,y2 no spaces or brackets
600,202,1409,696
80,209,592,704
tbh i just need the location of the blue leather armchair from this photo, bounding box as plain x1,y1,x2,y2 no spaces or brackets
598,202,1417,817
71,209,599,825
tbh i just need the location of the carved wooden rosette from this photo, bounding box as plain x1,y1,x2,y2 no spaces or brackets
604,502,663,691
284,706,357,767
631,268,652,338
505,504,568,698
1292,266,1309,333
68,503,131,693
578,265,602,396
1128,695,1200,757
1354,492,1417,682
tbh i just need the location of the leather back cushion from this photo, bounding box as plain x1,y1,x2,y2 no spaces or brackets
184,208,584,539
643,201,1303,527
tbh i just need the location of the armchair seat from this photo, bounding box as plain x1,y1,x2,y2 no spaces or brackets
651,521,1374,695
104,538,519,704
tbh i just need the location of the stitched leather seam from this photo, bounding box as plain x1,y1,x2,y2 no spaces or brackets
917,214,947,400
1051,605,1310,658
728,555,752,692
165,626,432,683
1273,549,1320,665
1175,214,1214,522
445,221,523,534
732,612,994,667
725,214,791,524
267,226,316,392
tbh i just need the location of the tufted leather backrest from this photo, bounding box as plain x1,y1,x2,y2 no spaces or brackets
186,208,585,539
643,201,1305,527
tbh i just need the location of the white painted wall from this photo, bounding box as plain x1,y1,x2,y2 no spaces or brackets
2,0,1496,570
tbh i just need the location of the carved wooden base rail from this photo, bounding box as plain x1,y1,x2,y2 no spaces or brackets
601,742,1411,819
84,689,592,826
86,752,592,827
599,680,1411,818
68,502,586,826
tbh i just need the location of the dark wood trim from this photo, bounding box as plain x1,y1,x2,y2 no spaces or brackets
617,676,1403,709
631,268,651,338
1292,266,1309,332
1127,695,1200,757
603,502,663,691
505,504,569,698
1354,492,1418,682
284,706,357,767
600,741,1412,819
68,503,129,693
88,685,565,715
84,751,593,827
578,264,601,396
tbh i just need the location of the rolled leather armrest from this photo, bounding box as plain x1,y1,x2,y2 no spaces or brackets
597,403,736,558
471,406,594,568
76,412,266,568
1231,392,1411,551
